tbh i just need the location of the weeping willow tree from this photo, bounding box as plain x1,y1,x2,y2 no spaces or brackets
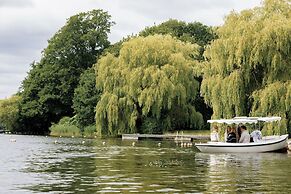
201,0,291,134
95,35,203,137
252,81,291,135
0,96,21,132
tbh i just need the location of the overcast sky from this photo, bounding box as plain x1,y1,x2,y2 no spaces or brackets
0,0,261,99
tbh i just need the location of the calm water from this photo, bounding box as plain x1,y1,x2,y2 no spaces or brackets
1,134,291,193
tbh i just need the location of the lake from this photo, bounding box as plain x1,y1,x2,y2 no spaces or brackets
1,134,291,193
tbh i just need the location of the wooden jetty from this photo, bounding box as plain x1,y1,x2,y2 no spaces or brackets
122,133,209,142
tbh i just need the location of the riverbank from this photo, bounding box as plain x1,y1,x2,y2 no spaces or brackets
50,124,97,138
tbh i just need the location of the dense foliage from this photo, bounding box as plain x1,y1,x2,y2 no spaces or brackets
18,10,114,134
73,67,100,128
140,19,217,64
95,35,204,137
50,117,81,137
140,19,217,123
0,96,21,132
49,19,216,136
201,0,291,134
140,19,216,49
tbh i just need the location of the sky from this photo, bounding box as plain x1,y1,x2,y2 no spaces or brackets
0,0,261,99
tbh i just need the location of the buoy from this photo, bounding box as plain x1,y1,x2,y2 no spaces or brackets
82,141,85,144
102,141,106,145
132,142,136,146
10,139,16,142
60,136,62,138
54,140,57,144
158,142,161,147
71,136,74,138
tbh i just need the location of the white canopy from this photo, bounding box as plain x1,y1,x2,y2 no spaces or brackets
207,116,281,124
234,116,259,120
207,118,258,124
257,116,281,122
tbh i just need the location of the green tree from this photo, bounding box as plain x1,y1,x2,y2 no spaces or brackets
0,96,21,132
140,19,217,127
95,35,203,137
73,67,100,128
251,81,291,135
103,36,134,57
19,9,114,134
140,19,216,47
79,20,215,133
140,19,217,60
201,0,291,134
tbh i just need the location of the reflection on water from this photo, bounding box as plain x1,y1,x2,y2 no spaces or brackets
0,134,291,193
196,152,291,193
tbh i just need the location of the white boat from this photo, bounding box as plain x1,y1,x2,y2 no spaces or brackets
195,117,289,153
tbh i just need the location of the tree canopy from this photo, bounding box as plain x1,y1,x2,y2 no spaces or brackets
73,67,100,128
140,19,216,47
0,96,21,132
18,9,114,134
201,0,291,134
140,19,217,61
95,35,204,137
140,19,217,125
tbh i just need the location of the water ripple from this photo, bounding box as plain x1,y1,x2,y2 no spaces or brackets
1,135,291,193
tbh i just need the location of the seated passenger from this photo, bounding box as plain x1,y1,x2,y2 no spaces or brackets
239,125,250,143
224,126,231,142
250,129,262,142
210,125,219,142
235,126,240,143
226,127,237,143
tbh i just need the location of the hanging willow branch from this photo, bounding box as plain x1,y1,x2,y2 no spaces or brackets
201,0,291,133
95,35,203,137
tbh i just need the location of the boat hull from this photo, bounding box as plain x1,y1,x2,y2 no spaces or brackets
195,134,288,153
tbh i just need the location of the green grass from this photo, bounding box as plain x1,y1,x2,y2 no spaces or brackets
50,123,81,137
83,125,97,138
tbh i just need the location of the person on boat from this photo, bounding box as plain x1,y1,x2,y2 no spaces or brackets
237,126,242,142
239,125,250,143
250,129,262,142
210,125,219,142
226,127,237,143
234,126,240,142
224,126,231,142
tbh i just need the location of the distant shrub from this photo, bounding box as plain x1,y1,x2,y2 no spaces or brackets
50,117,81,137
83,125,97,138
140,117,164,134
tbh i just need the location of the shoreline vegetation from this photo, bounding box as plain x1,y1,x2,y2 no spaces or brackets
49,117,210,138
49,117,97,138
0,0,290,138
50,126,97,138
